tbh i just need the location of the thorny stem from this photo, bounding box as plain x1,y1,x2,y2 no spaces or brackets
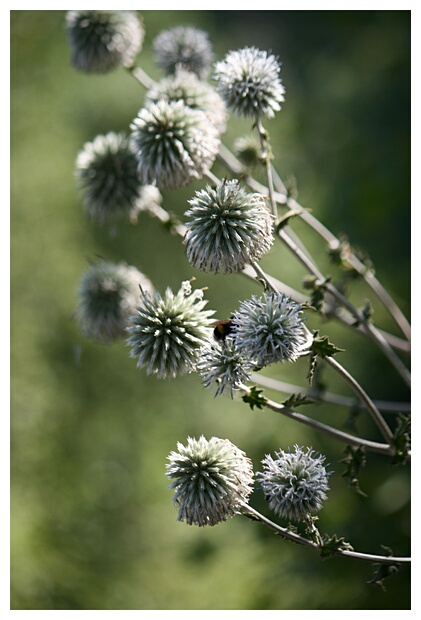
241,504,411,565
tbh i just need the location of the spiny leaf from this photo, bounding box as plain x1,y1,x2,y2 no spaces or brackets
340,445,367,497
242,386,267,410
282,393,316,408
320,533,354,559
391,413,411,465
307,350,319,386
368,548,400,591
311,330,345,358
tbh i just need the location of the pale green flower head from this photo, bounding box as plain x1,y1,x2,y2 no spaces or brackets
77,260,153,344
184,179,274,274
126,280,215,379
153,26,213,79
257,445,332,522
75,132,162,225
214,47,285,119
66,10,144,74
166,436,254,526
130,100,220,190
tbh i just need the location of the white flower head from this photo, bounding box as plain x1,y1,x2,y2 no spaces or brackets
126,281,215,378
256,445,332,522
184,179,274,274
196,336,253,398
214,47,285,119
130,100,220,190
153,26,213,78
166,435,254,526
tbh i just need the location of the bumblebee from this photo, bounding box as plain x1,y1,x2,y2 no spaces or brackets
212,318,235,342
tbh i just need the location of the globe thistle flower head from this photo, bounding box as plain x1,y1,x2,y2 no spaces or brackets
256,445,332,522
66,10,144,74
130,100,220,190
232,292,309,367
214,47,285,119
126,280,215,379
75,132,162,225
77,260,153,343
184,180,274,274
196,336,253,398
166,436,254,526
153,26,213,79
145,69,227,134
234,134,262,170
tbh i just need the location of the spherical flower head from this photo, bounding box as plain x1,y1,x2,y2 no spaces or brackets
166,435,254,526
153,26,213,79
214,47,285,119
256,445,332,522
196,336,253,398
66,10,144,74
232,292,310,367
77,260,153,343
234,134,262,170
130,100,220,190
145,69,227,134
126,280,215,379
184,180,274,274
75,132,162,225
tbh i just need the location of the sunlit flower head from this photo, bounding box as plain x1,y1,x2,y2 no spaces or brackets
184,180,274,274
153,26,213,78
130,100,220,190
166,435,254,526
196,336,253,398
145,69,227,134
214,47,285,118
126,280,215,378
77,260,153,343
232,292,309,367
66,10,144,73
256,445,332,522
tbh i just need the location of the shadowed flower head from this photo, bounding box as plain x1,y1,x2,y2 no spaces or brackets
234,134,262,169
153,26,213,78
126,280,215,378
145,69,227,134
196,336,254,398
256,445,332,522
77,260,153,343
130,100,220,189
232,292,309,367
214,47,285,118
66,10,144,73
166,435,254,526
184,179,274,274
75,132,162,225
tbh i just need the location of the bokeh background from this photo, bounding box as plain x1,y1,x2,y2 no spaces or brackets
10,10,411,610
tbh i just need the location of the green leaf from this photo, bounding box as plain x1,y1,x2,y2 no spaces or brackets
311,330,345,358
320,533,354,559
391,413,411,465
307,350,319,386
242,386,267,410
282,393,316,408
275,208,304,231
368,549,400,591
340,445,367,497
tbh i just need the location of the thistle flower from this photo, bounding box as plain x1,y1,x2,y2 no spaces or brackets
232,292,309,367
233,134,262,169
256,446,332,522
77,260,153,343
66,10,144,74
126,280,215,379
214,47,285,119
75,132,162,225
196,337,253,398
130,100,220,190
166,436,254,526
153,26,213,79
184,180,274,274
145,69,227,134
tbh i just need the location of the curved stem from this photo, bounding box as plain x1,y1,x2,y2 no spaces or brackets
242,505,411,565
254,117,278,218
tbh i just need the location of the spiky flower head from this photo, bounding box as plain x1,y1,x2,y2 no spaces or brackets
184,180,274,274
166,435,254,526
145,69,227,134
196,336,254,398
153,26,213,79
232,292,310,367
130,100,220,190
77,260,153,343
214,47,285,119
66,10,144,74
233,134,262,170
75,132,162,225
256,445,332,522
126,280,215,379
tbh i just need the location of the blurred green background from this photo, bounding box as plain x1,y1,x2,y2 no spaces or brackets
11,10,410,610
